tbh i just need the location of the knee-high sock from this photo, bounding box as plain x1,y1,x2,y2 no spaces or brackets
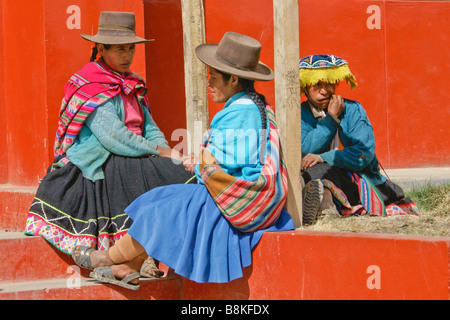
108,234,146,264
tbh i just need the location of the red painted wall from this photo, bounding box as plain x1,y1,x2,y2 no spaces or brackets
0,0,448,186
203,0,276,121
202,0,450,168
143,0,187,146
297,0,450,168
143,0,449,170
384,1,450,168
0,0,7,183
181,231,450,300
2,0,49,185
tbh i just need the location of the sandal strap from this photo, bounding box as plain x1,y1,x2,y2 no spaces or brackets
72,246,94,270
94,267,140,284
90,267,140,290
93,266,114,279
121,272,140,284
140,257,163,278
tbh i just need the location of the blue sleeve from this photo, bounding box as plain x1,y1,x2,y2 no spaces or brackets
195,105,263,182
320,102,376,171
301,108,339,157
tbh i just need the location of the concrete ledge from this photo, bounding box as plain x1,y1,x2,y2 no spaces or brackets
0,229,448,300
1,182,449,300
0,184,36,231
0,276,182,300
182,230,450,300
0,234,81,283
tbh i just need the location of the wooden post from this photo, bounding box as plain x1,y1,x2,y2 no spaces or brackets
181,0,209,155
273,0,302,227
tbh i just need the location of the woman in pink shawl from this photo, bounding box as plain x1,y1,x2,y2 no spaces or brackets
25,11,195,278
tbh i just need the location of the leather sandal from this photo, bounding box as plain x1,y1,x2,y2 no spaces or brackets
140,256,164,278
90,267,140,290
71,245,95,270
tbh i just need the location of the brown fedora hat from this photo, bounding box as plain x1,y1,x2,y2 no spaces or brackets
81,11,153,45
195,32,273,81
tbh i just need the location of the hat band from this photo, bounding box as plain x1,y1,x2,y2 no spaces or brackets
215,52,257,73
99,24,135,32
96,28,137,37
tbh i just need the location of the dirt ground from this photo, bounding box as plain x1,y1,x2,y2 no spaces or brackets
299,183,450,238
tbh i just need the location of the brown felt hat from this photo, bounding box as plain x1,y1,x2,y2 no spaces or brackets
195,32,273,81
81,11,153,45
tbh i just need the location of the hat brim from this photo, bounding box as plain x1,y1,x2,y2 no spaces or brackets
195,43,273,81
81,34,154,45
299,64,357,93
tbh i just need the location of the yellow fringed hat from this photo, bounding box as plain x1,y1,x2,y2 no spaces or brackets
299,54,357,93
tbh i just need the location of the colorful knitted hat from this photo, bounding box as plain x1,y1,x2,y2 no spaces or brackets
299,54,357,93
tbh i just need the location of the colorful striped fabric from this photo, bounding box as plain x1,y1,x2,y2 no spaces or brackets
350,173,386,216
385,200,420,216
322,177,420,217
322,173,386,216
54,59,150,158
320,179,362,216
199,103,288,233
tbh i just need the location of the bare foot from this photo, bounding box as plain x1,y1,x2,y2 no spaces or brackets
73,246,145,285
109,259,143,285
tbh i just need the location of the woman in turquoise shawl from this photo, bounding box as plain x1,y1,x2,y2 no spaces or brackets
71,32,294,290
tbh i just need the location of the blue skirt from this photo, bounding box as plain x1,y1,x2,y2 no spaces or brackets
126,184,294,283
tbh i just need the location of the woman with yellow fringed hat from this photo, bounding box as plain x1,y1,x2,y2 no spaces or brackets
299,54,419,225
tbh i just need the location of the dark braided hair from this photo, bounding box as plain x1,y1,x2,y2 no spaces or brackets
89,46,98,62
218,71,267,164
89,44,111,62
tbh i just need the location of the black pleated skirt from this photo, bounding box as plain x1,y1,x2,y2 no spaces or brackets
25,155,196,254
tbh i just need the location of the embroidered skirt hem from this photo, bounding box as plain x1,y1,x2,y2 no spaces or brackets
25,154,195,255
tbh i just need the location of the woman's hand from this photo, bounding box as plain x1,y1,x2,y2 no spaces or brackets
182,153,198,174
156,146,183,161
301,153,323,170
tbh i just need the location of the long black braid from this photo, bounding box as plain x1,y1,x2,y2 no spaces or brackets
89,46,98,62
218,71,267,164
238,78,267,164
89,44,111,62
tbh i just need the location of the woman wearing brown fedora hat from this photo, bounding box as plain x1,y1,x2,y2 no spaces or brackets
25,11,196,280
71,32,294,290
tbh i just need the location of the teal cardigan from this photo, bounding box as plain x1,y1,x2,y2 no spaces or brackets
301,99,386,185
66,94,169,181
195,92,266,183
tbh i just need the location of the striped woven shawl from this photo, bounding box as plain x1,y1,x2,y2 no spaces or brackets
54,59,150,157
323,174,419,217
199,102,288,233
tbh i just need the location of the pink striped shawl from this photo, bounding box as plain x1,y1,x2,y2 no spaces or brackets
54,59,150,157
